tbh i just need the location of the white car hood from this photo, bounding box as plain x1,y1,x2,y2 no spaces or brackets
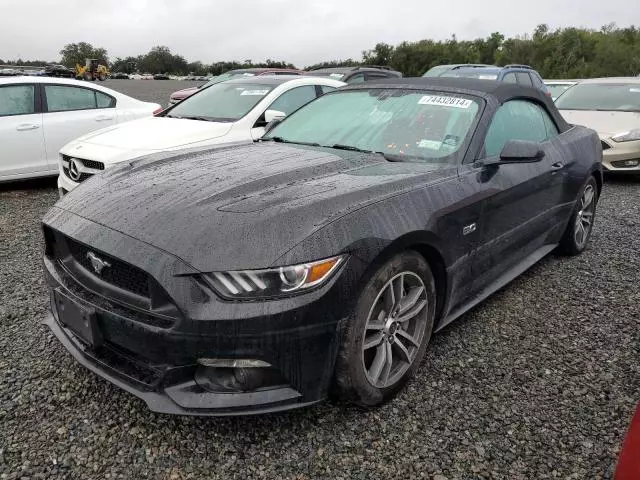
560,110,640,138
77,116,234,150
64,116,237,165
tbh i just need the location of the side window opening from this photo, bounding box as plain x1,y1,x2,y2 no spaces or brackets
482,100,549,157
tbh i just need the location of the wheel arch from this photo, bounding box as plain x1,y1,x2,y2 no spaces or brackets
591,167,603,197
360,231,450,324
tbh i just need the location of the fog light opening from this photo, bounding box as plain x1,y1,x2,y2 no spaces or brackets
194,362,287,394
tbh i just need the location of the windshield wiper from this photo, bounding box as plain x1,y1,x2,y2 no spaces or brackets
329,144,372,153
264,137,321,147
178,115,216,121
329,144,407,162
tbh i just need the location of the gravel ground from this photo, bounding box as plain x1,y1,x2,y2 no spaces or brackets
0,81,639,479
100,79,205,106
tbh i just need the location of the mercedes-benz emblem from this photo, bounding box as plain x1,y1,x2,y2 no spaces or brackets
86,251,111,275
68,158,82,182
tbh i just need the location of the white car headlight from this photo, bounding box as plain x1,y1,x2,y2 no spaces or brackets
201,255,346,299
611,129,640,143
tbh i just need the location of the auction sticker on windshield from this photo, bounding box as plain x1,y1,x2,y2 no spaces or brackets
240,90,270,96
418,95,473,109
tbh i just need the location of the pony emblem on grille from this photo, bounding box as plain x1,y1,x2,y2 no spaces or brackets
86,251,111,275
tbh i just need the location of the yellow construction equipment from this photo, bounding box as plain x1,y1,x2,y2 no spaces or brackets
75,59,110,81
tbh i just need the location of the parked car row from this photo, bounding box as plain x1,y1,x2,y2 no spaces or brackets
1,63,635,416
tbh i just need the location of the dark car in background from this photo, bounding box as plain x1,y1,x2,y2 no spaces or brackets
303,65,402,83
44,64,75,78
168,68,303,105
42,78,602,416
439,64,550,95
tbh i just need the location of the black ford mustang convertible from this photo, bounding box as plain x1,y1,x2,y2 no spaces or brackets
42,78,602,415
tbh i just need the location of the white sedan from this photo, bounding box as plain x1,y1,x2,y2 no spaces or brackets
0,76,160,182
58,76,345,193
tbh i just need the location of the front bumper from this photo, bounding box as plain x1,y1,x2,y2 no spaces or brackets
43,308,328,416
602,138,640,173
41,218,352,415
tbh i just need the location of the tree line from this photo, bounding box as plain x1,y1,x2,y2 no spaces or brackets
2,24,639,78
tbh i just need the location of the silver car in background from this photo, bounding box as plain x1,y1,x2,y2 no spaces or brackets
544,80,578,100
556,77,640,173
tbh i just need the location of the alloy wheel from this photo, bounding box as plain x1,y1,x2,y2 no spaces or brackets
361,272,428,388
574,184,596,249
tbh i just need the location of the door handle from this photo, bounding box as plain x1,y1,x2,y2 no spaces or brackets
94,115,114,121
550,161,564,171
16,124,40,131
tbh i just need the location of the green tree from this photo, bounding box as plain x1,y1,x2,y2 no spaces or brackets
362,43,394,66
110,56,138,74
59,42,109,68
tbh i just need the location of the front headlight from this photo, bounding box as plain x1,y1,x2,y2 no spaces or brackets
201,255,346,299
611,129,640,143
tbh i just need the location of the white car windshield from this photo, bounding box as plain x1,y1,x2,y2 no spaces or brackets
264,89,481,163
556,83,640,112
166,82,274,122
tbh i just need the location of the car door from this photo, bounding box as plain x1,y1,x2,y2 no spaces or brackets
41,84,117,165
0,83,47,180
250,85,319,139
466,99,564,290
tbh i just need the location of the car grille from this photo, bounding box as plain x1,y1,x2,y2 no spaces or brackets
61,155,105,183
601,140,612,151
66,237,150,298
62,168,93,182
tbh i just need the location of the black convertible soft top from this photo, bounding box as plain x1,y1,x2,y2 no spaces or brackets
344,77,572,133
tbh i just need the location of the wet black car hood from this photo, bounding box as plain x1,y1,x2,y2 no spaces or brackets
54,142,453,271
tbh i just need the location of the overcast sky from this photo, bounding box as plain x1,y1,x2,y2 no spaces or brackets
1,0,638,67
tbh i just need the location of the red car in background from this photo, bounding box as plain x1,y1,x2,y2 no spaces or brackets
168,68,303,106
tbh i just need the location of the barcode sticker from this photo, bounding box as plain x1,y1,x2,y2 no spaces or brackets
418,95,473,109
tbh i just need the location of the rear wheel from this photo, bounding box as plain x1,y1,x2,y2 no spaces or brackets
334,251,436,406
98,73,106,81
558,176,598,256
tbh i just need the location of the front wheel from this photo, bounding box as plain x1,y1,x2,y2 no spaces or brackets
333,251,436,406
557,176,598,256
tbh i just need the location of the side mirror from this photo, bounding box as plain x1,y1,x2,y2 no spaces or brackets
264,109,286,124
500,140,545,162
264,118,283,133
482,140,545,166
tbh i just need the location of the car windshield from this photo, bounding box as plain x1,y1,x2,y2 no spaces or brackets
442,71,498,80
264,89,481,163
422,66,452,77
546,83,575,99
555,83,640,112
166,82,274,121
200,71,255,89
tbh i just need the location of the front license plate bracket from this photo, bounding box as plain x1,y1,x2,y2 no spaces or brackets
54,290,103,348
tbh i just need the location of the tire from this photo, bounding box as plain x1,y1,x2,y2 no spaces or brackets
557,176,598,256
333,251,436,406
98,73,106,81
